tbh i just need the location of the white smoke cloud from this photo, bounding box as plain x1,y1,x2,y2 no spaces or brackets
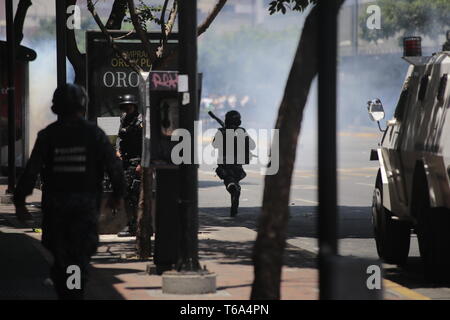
27,40,58,150
25,40,76,153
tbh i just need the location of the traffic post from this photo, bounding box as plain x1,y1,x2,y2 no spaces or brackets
160,0,216,295
55,0,67,87
148,70,183,274
317,0,383,300
4,0,16,201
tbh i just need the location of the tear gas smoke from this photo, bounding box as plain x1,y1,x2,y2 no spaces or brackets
198,12,410,170
25,40,75,153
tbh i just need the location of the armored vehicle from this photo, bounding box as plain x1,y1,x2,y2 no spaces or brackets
368,34,450,280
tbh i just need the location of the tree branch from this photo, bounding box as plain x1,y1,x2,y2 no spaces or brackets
126,0,179,66
98,0,226,72
106,0,128,30
127,0,155,64
269,0,313,14
14,0,32,46
160,0,170,39
153,0,225,69
165,1,178,36
87,0,143,74
197,0,227,36
157,0,178,58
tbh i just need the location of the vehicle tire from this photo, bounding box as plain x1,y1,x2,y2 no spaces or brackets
372,171,411,265
417,207,450,284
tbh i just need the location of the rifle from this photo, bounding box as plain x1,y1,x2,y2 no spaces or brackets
208,111,225,128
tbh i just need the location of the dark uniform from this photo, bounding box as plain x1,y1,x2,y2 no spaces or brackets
116,94,143,236
117,112,143,161
212,111,255,217
14,84,125,300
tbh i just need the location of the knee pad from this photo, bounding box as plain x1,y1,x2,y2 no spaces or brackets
226,182,241,194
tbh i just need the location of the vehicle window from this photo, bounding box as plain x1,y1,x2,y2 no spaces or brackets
418,75,429,101
437,74,448,103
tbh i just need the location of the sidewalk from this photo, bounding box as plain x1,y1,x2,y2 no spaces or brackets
0,187,56,299
85,214,319,300
0,185,415,300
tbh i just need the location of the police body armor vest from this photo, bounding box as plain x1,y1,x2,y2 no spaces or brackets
41,119,104,194
119,113,142,159
217,127,251,165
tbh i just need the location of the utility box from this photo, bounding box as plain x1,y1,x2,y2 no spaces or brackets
149,71,202,274
148,71,182,273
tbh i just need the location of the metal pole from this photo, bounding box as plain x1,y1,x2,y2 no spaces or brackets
138,71,152,259
56,0,67,87
178,0,200,271
6,0,16,194
318,0,338,300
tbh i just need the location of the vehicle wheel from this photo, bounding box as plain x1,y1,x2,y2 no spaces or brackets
372,171,411,265
417,207,450,283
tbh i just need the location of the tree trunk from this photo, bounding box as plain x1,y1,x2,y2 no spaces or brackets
251,6,319,299
136,167,153,259
66,0,128,86
14,0,32,46
106,0,128,30
251,1,345,300
250,5,315,300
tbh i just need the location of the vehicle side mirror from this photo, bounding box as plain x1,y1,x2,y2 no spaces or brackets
367,99,385,122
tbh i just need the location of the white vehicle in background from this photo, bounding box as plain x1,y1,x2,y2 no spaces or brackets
368,33,450,282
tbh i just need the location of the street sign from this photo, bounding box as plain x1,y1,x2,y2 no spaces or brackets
149,71,178,91
85,31,178,121
85,31,179,236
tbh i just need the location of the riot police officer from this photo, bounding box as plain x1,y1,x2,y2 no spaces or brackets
212,110,256,217
116,94,143,237
14,84,125,300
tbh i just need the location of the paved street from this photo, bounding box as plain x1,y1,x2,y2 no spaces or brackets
0,131,448,300
0,186,414,300
199,131,450,300
0,187,321,300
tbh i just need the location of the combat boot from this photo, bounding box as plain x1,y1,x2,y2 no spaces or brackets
227,183,240,217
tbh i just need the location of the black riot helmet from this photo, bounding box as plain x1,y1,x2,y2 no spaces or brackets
119,94,139,111
51,84,88,116
225,110,241,128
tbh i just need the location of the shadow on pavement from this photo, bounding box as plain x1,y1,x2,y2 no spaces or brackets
0,231,56,300
199,180,256,189
0,229,138,300
384,257,450,291
200,205,374,240
198,238,316,268
86,266,139,300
